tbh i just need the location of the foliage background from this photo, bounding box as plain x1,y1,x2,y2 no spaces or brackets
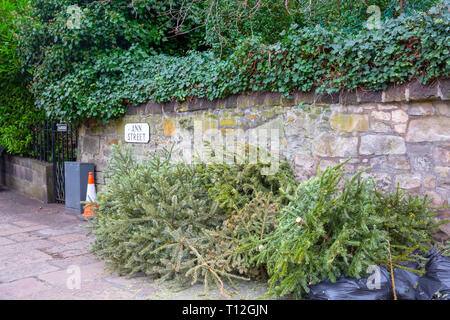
16,0,449,124
0,0,42,154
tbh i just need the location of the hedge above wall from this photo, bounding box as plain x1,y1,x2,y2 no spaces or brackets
0,80,43,155
33,7,450,124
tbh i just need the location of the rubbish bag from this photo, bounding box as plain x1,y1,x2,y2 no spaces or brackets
392,261,421,300
307,262,421,300
306,266,393,300
306,247,450,300
416,246,450,300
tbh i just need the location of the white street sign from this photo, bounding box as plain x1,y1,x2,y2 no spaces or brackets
124,123,150,143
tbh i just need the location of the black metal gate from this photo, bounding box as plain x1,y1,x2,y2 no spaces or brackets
32,120,78,203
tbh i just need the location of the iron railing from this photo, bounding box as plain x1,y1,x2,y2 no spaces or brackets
31,120,78,202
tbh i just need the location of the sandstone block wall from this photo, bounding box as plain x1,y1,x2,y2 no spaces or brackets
1,155,54,203
78,79,450,235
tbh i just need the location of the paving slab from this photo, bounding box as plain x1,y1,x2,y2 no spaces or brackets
0,237,14,246
11,220,44,228
0,261,60,283
103,275,160,298
21,280,138,300
34,225,87,237
0,277,49,299
0,213,16,224
0,239,56,255
42,239,92,253
6,232,43,242
0,224,22,236
50,233,87,244
63,279,138,300
0,249,53,269
0,225,48,237
47,254,98,269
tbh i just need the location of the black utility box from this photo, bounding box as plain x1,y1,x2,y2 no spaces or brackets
64,162,95,214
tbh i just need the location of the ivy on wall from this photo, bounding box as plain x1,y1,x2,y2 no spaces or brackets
0,0,43,155
32,7,449,124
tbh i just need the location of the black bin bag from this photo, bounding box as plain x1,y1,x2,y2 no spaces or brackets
392,261,421,300
306,266,393,300
306,246,450,300
416,246,450,300
307,262,421,300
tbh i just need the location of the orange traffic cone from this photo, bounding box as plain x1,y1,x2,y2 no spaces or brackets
83,172,98,218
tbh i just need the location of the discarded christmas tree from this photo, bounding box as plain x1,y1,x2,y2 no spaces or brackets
253,162,445,298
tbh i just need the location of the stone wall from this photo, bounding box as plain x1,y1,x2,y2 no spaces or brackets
78,79,450,235
1,155,54,203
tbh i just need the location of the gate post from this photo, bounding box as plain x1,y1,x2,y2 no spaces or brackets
51,120,57,202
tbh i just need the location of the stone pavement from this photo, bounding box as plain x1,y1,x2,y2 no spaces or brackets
0,187,270,300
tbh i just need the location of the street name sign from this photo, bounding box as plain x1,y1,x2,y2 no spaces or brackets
124,123,150,143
